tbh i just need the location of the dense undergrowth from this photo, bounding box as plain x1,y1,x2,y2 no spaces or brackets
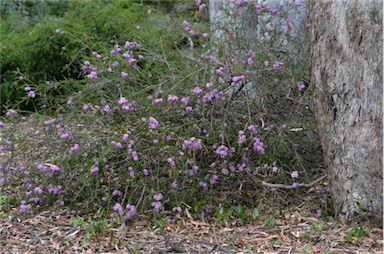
0,0,328,228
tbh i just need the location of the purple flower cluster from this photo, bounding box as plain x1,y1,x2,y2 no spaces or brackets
182,137,203,150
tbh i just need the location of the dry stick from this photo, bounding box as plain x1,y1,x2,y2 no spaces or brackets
159,230,188,253
166,232,234,254
262,175,327,189
211,225,232,253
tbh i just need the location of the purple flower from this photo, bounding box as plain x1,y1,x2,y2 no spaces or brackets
282,124,287,129
153,98,163,104
143,169,149,176
252,138,264,154
69,144,79,154
247,125,257,134
121,72,128,78
90,166,99,174
113,203,124,216
232,75,245,82
153,193,163,201
55,29,64,34
185,106,193,112
118,97,128,105
291,171,299,178
50,165,60,172
216,67,224,75
60,133,70,139
111,141,122,149
210,175,218,184
216,145,229,158
0,121,4,127
199,181,207,188
20,201,29,213
149,117,159,128
34,187,43,194
124,204,136,220
237,130,246,145
129,167,134,177
38,164,47,172
182,137,203,150
167,157,176,167
263,32,271,40
166,132,174,141
6,109,17,117
151,201,162,213
147,9,152,14
273,61,283,71
167,94,179,103
112,190,122,196
193,87,202,94
87,71,98,80
298,81,305,91
172,207,182,213
292,182,299,188
27,91,35,98
198,3,206,12
316,209,322,217
202,92,213,102
181,97,190,105
83,104,90,110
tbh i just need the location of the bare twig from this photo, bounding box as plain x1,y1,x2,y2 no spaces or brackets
167,232,234,254
211,225,232,253
262,175,326,189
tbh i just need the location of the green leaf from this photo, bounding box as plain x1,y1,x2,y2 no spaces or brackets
154,219,164,228
264,217,276,229
252,208,259,218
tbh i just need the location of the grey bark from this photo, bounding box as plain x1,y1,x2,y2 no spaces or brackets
309,0,383,225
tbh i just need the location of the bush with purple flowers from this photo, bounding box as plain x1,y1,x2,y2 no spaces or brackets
0,0,329,228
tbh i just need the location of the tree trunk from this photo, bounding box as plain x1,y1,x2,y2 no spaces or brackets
309,0,383,225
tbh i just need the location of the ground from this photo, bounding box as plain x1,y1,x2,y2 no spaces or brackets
1,208,382,253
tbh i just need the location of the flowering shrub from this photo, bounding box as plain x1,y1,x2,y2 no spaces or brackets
0,0,327,225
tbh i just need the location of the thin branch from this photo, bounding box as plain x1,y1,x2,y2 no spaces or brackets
262,175,326,189
167,232,234,254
